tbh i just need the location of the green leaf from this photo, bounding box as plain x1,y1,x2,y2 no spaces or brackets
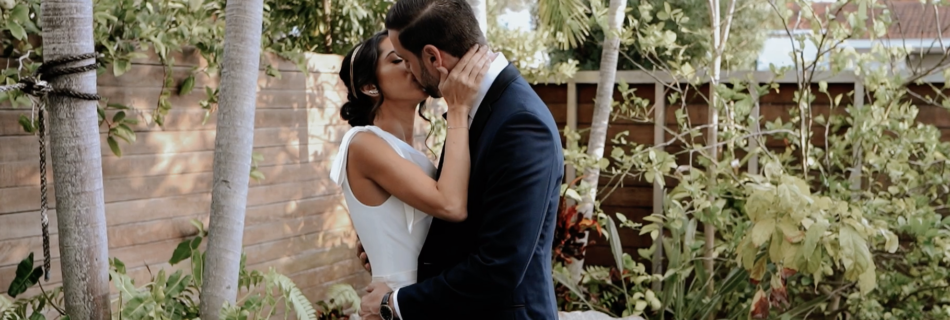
265,65,282,79
113,111,126,123
751,218,775,247
113,59,131,77
179,75,195,96
112,257,126,274
839,225,871,280
7,253,42,298
750,256,767,281
107,136,122,157
190,219,205,236
169,239,193,265
18,114,35,133
121,296,150,319
190,236,202,250
7,21,27,40
29,312,45,320
883,230,899,253
606,216,624,271
116,124,136,143
801,219,828,261
858,265,877,295
11,4,29,22
769,229,784,263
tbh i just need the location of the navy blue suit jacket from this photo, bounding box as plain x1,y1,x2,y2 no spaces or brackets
396,64,563,319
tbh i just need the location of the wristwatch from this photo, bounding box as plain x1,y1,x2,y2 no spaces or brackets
380,291,398,320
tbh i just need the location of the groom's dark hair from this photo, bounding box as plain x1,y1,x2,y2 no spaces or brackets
385,0,486,59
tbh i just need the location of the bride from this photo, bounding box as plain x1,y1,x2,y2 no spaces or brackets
329,31,494,294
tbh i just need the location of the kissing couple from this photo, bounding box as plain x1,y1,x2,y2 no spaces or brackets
328,0,564,319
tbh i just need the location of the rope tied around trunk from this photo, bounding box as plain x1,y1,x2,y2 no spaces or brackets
1,52,101,281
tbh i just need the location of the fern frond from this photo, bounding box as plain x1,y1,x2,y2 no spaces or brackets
266,269,316,320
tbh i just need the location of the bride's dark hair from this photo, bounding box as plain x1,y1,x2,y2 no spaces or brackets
339,30,428,127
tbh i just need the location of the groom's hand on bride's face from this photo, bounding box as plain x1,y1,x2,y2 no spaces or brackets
356,238,372,273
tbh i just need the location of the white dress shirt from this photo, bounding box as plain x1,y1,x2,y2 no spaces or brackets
391,52,509,319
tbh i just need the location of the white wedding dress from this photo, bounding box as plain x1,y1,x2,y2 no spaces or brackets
330,125,436,291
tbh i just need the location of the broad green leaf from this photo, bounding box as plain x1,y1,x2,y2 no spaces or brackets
7,253,42,298
737,235,756,270
107,136,122,157
114,59,131,77
769,229,784,263
606,216,624,271
801,219,829,263
751,218,775,247
839,225,871,280
112,257,126,274
169,239,193,265
18,114,35,133
122,296,150,319
179,75,196,96
858,265,876,295
7,21,27,40
29,312,45,320
744,189,772,221
750,256,767,281
11,4,29,22
116,124,136,143
113,111,126,123
883,230,899,253
778,218,803,243
265,65,282,79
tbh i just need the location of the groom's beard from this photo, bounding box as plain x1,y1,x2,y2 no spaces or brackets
420,67,442,98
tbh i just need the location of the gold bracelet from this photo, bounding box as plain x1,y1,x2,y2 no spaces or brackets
447,125,468,130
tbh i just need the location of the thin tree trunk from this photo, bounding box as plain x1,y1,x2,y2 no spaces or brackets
704,0,737,313
40,0,111,318
198,0,264,317
468,0,488,37
568,0,627,280
323,0,332,50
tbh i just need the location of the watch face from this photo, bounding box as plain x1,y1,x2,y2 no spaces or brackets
380,306,394,320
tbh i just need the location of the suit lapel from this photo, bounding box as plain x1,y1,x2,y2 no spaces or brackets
435,63,521,179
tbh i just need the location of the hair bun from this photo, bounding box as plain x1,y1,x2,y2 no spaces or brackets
340,99,372,127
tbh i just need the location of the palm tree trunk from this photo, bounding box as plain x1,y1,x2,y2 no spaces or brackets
198,0,264,317
568,0,627,279
40,0,111,318
468,0,488,36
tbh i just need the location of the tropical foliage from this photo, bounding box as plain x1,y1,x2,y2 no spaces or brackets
1,221,360,320
548,0,772,71
556,0,950,318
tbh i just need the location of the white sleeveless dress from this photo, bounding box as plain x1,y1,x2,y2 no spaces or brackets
329,126,436,290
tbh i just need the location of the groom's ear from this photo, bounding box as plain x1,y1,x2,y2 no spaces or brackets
422,44,443,69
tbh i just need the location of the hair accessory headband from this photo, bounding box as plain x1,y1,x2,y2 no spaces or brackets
349,44,363,97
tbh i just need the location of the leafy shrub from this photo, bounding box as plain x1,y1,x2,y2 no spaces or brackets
1,220,360,320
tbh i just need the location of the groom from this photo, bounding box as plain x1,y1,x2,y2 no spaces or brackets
358,0,563,319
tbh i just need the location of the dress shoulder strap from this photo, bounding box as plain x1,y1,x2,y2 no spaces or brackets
330,126,408,186
329,126,421,233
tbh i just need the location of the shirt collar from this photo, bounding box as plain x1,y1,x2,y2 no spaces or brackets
468,53,509,126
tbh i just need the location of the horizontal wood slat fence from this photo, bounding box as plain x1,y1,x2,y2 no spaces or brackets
0,51,375,301
3,53,950,301
542,70,950,266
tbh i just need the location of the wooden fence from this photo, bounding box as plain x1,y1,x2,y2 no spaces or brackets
4,56,950,302
0,50,373,301
538,70,950,266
